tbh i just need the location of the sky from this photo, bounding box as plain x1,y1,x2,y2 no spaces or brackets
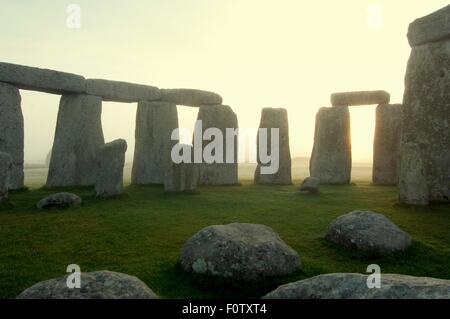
1,0,448,164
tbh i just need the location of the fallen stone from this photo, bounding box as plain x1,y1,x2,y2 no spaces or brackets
0,82,24,190
165,145,199,192
131,101,178,185
372,104,402,185
17,270,158,299
36,192,82,209
299,177,320,193
160,89,223,107
86,79,160,103
0,152,12,202
95,139,127,197
408,4,450,47
0,62,85,95
46,94,104,188
254,108,292,185
310,106,351,184
325,211,412,255
181,223,301,282
263,273,450,299
331,91,390,106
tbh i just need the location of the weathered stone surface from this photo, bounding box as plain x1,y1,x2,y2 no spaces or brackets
131,101,178,185
399,143,429,205
331,91,390,106
400,37,450,204
36,192,82,209
17,270,158,299
0,62,85,94
160,89,222,107
95,139,127,197
181,223,301,282
164,144,199,192
196,105,238,185
299,177,320,193
254,108,292,185
310,107,351,184
46,94,104,188
86,79,160,103
0,82,24,190
408,5,450,47
0,152,12,202
325,211,412,255
263,273,450,299
373,104,402,185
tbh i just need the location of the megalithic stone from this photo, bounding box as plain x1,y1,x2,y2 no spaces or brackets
46,94,104,188
310,106,352,184
0,82,24,190
195,105,238,185
164,144,199,192
0,152,13,202
372,104,402,185
399,143,429,205
131,101,179,185
95,139,127,197
254,108,292,185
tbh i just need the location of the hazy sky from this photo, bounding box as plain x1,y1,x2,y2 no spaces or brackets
1,0,448,163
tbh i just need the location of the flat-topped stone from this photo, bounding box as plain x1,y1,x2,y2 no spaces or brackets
160,88,222,107
36,192,82,209
95,139,127,197
0,62,85,94
331,90,390,106
86,79,160,103
408,5,450,47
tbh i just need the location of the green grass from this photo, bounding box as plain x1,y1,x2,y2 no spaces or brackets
0,180,449,299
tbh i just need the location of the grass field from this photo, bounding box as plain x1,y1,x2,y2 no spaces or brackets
0,161,449,299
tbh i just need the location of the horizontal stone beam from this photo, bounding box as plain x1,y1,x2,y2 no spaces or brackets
86,79,160,103
331,90,390,106
408,4,450,47
160,88,223,107
0,62,85,94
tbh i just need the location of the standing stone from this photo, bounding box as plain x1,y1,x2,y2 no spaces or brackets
131,101,178,185
400,6,450,204
95,139,127,197
0,82,24,190
164,145,199,192
0,152,12,202
310,106,351,184
254,108,292,184
195,105,238,185
373,104,402,185
46,94,104,188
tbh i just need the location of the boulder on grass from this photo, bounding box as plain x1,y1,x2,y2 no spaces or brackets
299,177,320,193
37,192,82,209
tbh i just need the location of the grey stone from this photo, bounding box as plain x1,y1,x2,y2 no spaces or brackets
17,270,158,299
0,152,12,202
400,37,450,204
372,104,402,185
263,273,450,299
36,192,82,209
254,108,292,185
160,88,222,107
196,105,238,185
86,79,160,103
399,143,429,205
0,62,85,95
0,82,24,190
46,94,104,188
131,101,178,185
181,223,301,282
299,177,320,193
331,91,390,106
408,5,450,47
325,211,412,255
164,144,199,192
95,139,127,197
310,106,351,184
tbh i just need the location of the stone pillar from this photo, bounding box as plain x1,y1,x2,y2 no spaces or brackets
95,139,127,197
131,101,178,185
254,108,292,185
373,104,402,185
0,82,24,190
0,152,12,202
400,5,450,204
46,94,104,188
164,144,199,192
195,105,238,185
310,106,351,184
